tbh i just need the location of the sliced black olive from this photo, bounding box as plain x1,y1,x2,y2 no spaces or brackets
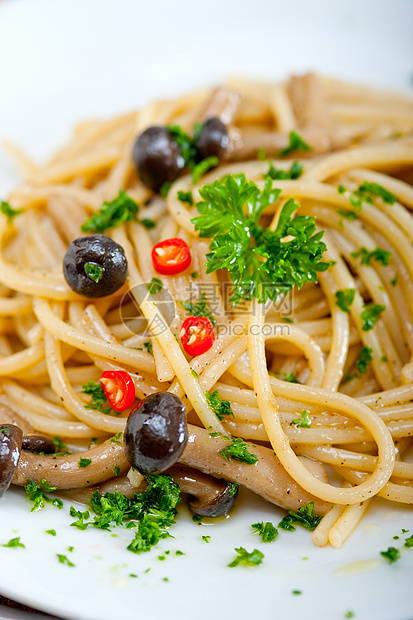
63,234,127,298
195,117,229,163
0,424,22,499
133,127,185,193
124,392,188,475
22,435,56,455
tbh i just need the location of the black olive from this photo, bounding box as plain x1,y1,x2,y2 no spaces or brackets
0,424,22,499
124,392,188,475
133,127,185,193
195,117,229,163
63,234,127,298
22,435,56,455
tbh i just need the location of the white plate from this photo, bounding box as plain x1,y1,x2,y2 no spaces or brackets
0,1,412,618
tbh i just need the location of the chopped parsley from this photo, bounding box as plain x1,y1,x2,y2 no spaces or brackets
57,554,75,567
404,533,413,548
180,293,216,326
3,537,25,548
52,437,70,454
78,457,92,468
24,479,64,512
361,304,386,331
279,131,311,157
344,612,355,619
147,277,163,295
351,246,392,266
82,381,112,414
177,190,194,206
205,389,234,421
380,546,400,563
228,547,264,567
336,208,359,221
251,521,278,543
358,181,396,205
192,174,331,305
45,529,56,536
176,550,185,555
110,432,123,445
278,501,321,532
291,410,311,428
140,218,156,229
114,465,121,477
0,201,23,223
292,590,302,595
390,275,398,286
70,474,180,555
335,288,356,313
190,271,198,279
356,346,373,374
264,161,303,180
219,437,258,465
81,190,139,233
227,481,239,497
192,157,219,184
277,371,300,383
144,340,153,355
282,317,294,324
84,262,104,283
202,536,211,543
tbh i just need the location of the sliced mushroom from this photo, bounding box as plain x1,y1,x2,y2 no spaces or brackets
168,465,238,517
0,424,23,499
22,435,56,455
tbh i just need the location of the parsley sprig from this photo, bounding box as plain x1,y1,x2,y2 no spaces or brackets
351,246,392,266
82,381,113,414
278,501,321,531
219,437,258,464
228,547,264,567
252,521,278,543
192,174,331,305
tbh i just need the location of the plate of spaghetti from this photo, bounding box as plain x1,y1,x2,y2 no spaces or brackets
0,1,412,619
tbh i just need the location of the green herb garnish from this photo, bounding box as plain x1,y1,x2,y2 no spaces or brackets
361,304,386,331
404,533,413,548
3,537,25,548
177,190,194,206
205,389,234,422
264,161,303,180
219,437,258,465
351,246,392,266
336,209,359,221
228,547,264,567
358,182,396,205
291,410,311,428
144,340,153,355
180,293,216,325
335,288,356,313
278,501,321,531
82,381,112,413
191,174,331,305
380,546,400,563
279,131,311,157
252,521,278,543
0,201,23,223
202,536,211,543
356,346,373,374
57,554,75,567
147,277,163,295
24,479,64,512
78,457,92,468
45,529,56,536
140,218,156,229
84,262,104,283
81,190,139,233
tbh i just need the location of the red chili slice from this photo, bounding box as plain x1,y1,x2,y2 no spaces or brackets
152,238,191,275
100,370,136,412
180,316,215,357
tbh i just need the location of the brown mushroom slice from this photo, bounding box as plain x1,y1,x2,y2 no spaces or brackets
179,425,331,515
0,402,34,436
22,435,56,455
0,424,23,499
168,465,238,517
226,127,289,161
200,88,241,125
13,437,129,489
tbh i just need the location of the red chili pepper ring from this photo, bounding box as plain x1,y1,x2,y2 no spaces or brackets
100,370,136,412
152,237,191,275
180,316,215,357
